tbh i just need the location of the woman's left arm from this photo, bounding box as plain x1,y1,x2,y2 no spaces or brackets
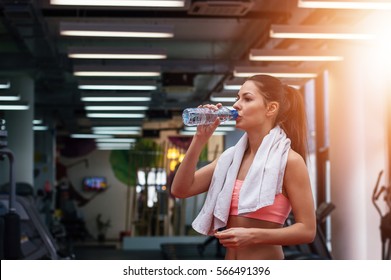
215,150,316,247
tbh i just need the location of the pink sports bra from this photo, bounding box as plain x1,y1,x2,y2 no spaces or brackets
229,180,291,225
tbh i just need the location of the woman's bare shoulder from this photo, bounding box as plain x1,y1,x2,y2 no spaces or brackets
287,149,305,166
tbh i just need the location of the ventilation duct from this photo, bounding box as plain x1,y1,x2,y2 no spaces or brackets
188,0,254,16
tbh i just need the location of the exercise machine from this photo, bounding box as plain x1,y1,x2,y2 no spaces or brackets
0,119,20,259
372,170,391,260
0,119,61,259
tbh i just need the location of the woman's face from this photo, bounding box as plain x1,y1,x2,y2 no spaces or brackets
233,80,270,131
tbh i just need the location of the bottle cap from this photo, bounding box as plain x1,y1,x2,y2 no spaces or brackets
230,110,238,120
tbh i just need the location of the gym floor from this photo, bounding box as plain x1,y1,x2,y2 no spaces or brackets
72,241,225,260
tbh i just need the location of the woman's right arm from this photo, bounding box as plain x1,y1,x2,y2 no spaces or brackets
171,107,221,198
171,139,217,198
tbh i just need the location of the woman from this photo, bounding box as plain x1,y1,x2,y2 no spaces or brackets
171,75,316,260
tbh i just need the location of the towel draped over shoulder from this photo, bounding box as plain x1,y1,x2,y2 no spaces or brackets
192,125,291,236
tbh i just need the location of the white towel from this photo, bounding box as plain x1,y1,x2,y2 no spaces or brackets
192,125,291,236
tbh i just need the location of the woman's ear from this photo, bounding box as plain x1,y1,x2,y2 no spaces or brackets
266,101,279,117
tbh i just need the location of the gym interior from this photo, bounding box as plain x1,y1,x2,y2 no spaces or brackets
1,1,391,260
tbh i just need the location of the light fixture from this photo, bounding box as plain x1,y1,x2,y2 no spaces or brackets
33,119,43,125
68,47,167,60
81,93,152,102
92,126,141,131
223,79,304,91
270,24,376,40
184,126,235,132
87,113,146,118
33,126,49,131
60,22,174,38
84,105,149,111
73,66,161,77
0,94,20,101
0,80,10,89
223,85,241,91
92,127,141,136
210,96,237,103
70,134,113,139
95,138,136,143
298,0,391,10
96,143,132,150
93,130,141,135
78,80,157,91
179,130,226,136
209,91,238,103
223,78,246,91
233,66,318,79
51,0,185,8
0,102,29,110
249,49,344,61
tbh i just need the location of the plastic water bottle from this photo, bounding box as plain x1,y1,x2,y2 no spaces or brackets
182,107,238,126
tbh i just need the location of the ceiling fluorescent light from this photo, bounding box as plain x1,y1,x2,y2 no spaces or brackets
96,143,132,148
210,96,237,103
78,80,157,91
73,66,161,77
33,126,49,131
81,94,152,102
0,102,29,110
93,130,141,135
180,130,226,136
33,119,43,125
60,22,174,38
298,0,391,10
87,113,146,118
71,134,113,139
0,80,10,89
84,105,149,111
249,49,344,61
224,78,305,90
209,91,238,103
233,66,318,79
51,0,185,8
270,24,375,40
185,126,235,132
68,47,167,60
0,94,20,101
92,126,141,131
223,78,247,91
95,138,136,143
223,84,241,91
96,143,132,150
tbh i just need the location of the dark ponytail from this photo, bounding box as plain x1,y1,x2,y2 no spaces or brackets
246,75,308,160
279,85,307,160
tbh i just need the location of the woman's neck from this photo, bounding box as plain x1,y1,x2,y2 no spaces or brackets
246,124,274,155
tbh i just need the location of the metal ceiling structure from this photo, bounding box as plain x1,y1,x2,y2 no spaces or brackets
0,0,373,142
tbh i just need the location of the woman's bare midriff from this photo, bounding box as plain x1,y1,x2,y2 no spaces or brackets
224,215,284,260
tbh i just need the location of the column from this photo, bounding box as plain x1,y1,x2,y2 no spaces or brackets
327,44,389,259
0,75,34,187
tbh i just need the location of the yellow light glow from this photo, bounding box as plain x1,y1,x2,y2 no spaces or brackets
167,148,180,160
169,160,179,171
